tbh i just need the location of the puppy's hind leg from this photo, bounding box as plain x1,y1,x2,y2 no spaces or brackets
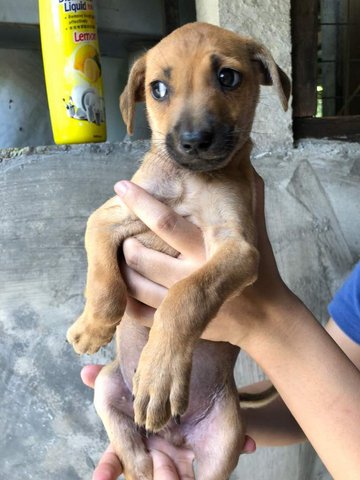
94,361,153,480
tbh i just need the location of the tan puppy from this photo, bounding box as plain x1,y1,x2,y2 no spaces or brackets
67,22,290,479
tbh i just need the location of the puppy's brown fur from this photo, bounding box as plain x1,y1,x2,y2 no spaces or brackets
67,23,290,479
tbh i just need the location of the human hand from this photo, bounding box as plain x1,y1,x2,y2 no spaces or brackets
116,171,291,346
81,365,196,480
81,365,256,479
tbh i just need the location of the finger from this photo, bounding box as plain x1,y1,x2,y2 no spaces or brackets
252,170,280,278
123,237,196,288
125,298,155,327
148,437,195,479
114,181,204,260
81,364,104,389
151,449,180,480
92,444,123,480
253,170,265,218
242,435,257,454
253,170,272,249
122,259,167,308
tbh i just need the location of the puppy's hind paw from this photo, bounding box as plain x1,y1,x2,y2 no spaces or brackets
66,314,116,354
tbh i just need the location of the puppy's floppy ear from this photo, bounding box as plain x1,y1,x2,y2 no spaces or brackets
249,42,291,111
119,55,146,135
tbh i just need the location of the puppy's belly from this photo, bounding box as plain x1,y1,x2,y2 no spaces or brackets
117,315,239,429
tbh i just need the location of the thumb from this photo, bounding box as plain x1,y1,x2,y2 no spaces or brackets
151,449,180,480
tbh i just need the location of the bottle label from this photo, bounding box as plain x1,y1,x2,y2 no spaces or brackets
59,1,88,13
59,0,106,129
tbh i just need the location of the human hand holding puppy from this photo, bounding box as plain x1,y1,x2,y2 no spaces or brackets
116,171,285,346
88,174,360,479
82,367,256,480
81,365,197,480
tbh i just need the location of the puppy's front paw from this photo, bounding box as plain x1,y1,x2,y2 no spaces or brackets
132,341,192,432
67,313,116,354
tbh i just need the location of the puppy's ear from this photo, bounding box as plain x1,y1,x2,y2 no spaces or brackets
249,43,291,111
119,55,146,135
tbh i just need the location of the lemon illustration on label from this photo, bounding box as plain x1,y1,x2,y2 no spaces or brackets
84,57,101,82
74,45,101,82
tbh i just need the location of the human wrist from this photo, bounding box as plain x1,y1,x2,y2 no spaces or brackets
230,285,304,350
239,289,310,360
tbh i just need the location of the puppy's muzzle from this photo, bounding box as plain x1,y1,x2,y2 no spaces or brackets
166,122,236,172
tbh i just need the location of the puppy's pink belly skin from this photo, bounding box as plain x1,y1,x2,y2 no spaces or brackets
117,316,239,438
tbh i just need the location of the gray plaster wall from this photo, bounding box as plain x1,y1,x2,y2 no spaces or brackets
1,139,359,479
0,48,131,148
0,49,53,148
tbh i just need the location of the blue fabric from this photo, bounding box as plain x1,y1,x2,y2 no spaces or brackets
328,262,360,344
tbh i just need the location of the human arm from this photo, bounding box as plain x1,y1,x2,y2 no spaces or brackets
240,294,360,480
238,317,360,448
115,177,360,480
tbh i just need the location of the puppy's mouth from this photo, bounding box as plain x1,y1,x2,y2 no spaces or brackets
165,126,237,172
166,149,231,172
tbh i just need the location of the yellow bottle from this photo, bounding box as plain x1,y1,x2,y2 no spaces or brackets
39,0,107,144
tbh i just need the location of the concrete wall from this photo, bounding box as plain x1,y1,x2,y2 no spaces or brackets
0,49,129,148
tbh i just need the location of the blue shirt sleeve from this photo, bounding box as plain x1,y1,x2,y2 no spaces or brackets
328,262,360,344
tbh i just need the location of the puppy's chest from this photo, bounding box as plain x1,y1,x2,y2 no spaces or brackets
135,170,242,229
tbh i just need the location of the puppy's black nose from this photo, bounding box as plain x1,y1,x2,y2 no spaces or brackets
180,130,214,154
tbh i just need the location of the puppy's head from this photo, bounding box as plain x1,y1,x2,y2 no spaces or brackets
120,23,291,172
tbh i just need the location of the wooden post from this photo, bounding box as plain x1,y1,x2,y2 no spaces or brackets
292,0,319,117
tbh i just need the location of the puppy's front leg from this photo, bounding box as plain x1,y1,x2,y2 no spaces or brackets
67,196,146,354
133,234,259,432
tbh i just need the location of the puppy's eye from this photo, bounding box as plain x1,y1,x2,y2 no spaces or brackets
150,81,168,100
218,68,242,89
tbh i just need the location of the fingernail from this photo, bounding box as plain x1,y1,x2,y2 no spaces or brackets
114,181,128,197
173,415,181,425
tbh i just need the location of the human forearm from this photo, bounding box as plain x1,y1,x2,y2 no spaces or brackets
240,293,360,480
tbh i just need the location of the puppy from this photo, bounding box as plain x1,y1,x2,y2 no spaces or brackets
67,22,290,479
